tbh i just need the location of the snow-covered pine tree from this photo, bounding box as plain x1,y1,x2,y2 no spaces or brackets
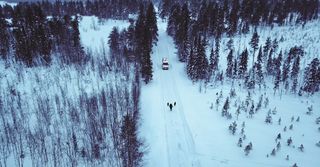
291,55,300,93
226,50,234,78
250,29,259,62
194,36,209,80
255,48,264,88
226,38,234,51
302,58,320,94
233,58,238,79
187,47,196,81
263,37,272,56
245,68,255,89
244,142,253,156
265,113,272,124
282,55,291,86
145,2,158,45
266,49,274,76
238,48,249,78
120,114,143,167
271,148,276,156
272,38,278,53
238,137,243,147
222,97,230,117
159,0,171,19
135,6,153,84
227,0,239,36
166,4,180,37
108,27,120,56
229,121,237,135
175,4,190,62
274,51,282,91
208,47,215,78
0,17,10,58
213,39,220,72
277,142,281,150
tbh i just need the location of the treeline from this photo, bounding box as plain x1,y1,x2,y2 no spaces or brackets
161,0,319,30
0,0,142,19
186,32,320,94
0,0,145,66
0,3,86,66
108,2,158,84
162,1,320,94
163,0,319,63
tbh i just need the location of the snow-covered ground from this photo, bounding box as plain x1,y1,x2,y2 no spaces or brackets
140,18,320,167
0,0,16,7
79,16,129,54
1,2,319,166
0,16,134,167
217,19,320,72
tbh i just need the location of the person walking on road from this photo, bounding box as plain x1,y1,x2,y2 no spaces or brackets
169,103,173,111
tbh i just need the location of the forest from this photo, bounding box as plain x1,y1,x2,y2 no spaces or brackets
0,0,319,167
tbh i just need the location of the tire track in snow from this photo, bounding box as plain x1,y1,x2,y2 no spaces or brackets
153,27,189,166
158,58,172,167
168,61,201,167
153,20,200,167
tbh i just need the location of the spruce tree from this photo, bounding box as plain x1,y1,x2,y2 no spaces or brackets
255,48,264,88
274,51,283,91
135,5,146,62
71,16,81,47
291,56,300,92
263,37,272,55
145,2,158,45
0,17,10,58
120,114,143,167
226,50,234,78
233,58,238,79
282,55,291,85
227,0,239,36
213,39,220,72
70,16,84,63
250,29,259,56
159,0,171,19
245,69,255,89
238,48,249,78
266,49,274,75
208,47,215,78
302,58,320,93
187,47,196,81
108,27,120,55
215,7,225,38
226,38,234,51
176,4,190,62
272,38,279,52
195,37,209,80
135,5,153,84
166,4,180,37
222,97,230,117
250,29,259,74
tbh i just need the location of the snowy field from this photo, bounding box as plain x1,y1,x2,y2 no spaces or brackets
79,16,129,54
139,18,320,167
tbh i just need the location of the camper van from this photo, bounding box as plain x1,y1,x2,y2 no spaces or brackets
162,58,169,70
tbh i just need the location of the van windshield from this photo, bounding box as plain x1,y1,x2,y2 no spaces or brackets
163,62,169,65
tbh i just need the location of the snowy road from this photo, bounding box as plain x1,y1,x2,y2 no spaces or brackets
140,19,200,167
